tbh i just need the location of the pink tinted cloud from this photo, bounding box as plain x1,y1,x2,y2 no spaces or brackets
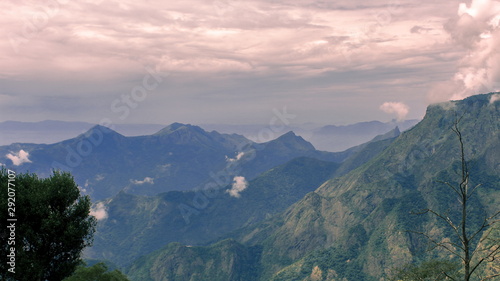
1,0,456,80
427,0,500,102
0,0,478,125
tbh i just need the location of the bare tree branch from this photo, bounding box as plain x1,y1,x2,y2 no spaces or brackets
470,244,500,277
468,183,482,199
409,230,465,262
442,271,457,281
411,117,500,281
480,273,500,281
438,180,463,199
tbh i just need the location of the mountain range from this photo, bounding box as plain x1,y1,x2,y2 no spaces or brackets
84,123,404,270
0,123,351,200
0,119,418,152
120,93,500,280
2,93,497,280
86,123,402,266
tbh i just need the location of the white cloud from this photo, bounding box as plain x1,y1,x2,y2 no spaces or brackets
427,0,500,102
6,149,32,166
89,202,108,220
226,176,248,198
132,177,155,185
226,152,245,162
490,93,500,103
379,102,410,121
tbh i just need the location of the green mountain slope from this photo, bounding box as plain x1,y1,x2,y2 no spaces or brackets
254,93,500,280
127,93,500,280
87,157,340,267
127,239,261,281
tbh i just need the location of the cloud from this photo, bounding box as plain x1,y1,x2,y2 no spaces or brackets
410,25,433,34
132,177,154,185
0,0,472,124
379,102,410,121
226,152,245,162
490,93,500,103
89,202,108,220
428,0,500,102
6,149,32,166
226,176,248,198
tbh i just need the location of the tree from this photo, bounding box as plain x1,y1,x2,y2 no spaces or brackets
0,170,97,281
63,262,130,281
412,119,500,281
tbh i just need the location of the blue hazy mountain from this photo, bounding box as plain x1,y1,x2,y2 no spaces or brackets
0,119,418,152
0,123,349,200
86,125,403,268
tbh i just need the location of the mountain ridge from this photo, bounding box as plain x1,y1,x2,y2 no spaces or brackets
125,93,500,280
0,122,350,200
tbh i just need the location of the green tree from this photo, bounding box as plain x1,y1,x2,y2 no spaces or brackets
0,169,97,281
412,120,500,281
63,262,130,281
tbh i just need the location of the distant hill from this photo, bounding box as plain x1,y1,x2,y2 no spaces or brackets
126,93,500,280
86,157,341,267
201,119,418,152
0,119,418,152
86,125,402,270
308,119,419,151
0,123,348,200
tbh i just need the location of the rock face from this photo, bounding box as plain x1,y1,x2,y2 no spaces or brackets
126,93,500,280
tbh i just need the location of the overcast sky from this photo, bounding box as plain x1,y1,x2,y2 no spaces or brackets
1,0,499,126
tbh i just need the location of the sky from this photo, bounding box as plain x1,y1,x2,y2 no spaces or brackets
1,0,499,126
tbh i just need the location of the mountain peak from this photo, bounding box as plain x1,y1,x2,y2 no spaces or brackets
278,131,298,138
370,126,400,142
81,124,123,138
268,131,315,151
424,92,499,128
154,123,200,136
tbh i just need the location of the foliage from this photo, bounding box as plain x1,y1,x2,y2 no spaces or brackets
412,119,500,280
390,260,460,281
126,239,261,281
271,246,373,281
90,157,340,267
0,169,96,281
63,263,130,281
